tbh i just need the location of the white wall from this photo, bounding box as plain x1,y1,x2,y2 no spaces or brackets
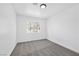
16,14,47,42
47,4,79,53
0,4,16,55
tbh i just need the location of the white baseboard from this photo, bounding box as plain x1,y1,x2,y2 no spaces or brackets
18,38,46,43
7,42,17,56
48,39,79,54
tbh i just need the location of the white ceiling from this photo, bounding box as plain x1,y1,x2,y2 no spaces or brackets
12,3,78,19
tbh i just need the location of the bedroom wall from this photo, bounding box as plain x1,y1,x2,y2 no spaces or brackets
0,4,16,55
47,4,79,53
16,14,47,42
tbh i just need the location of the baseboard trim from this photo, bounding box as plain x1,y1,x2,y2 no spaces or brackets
18,38,47,43
7,42,17,56
48,39,79,54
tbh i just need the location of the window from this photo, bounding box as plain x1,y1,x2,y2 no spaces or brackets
26,22,40,33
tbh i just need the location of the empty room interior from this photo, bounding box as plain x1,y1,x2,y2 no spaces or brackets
0,3,79,56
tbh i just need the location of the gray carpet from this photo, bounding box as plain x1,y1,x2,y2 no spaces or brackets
11,39,79,56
